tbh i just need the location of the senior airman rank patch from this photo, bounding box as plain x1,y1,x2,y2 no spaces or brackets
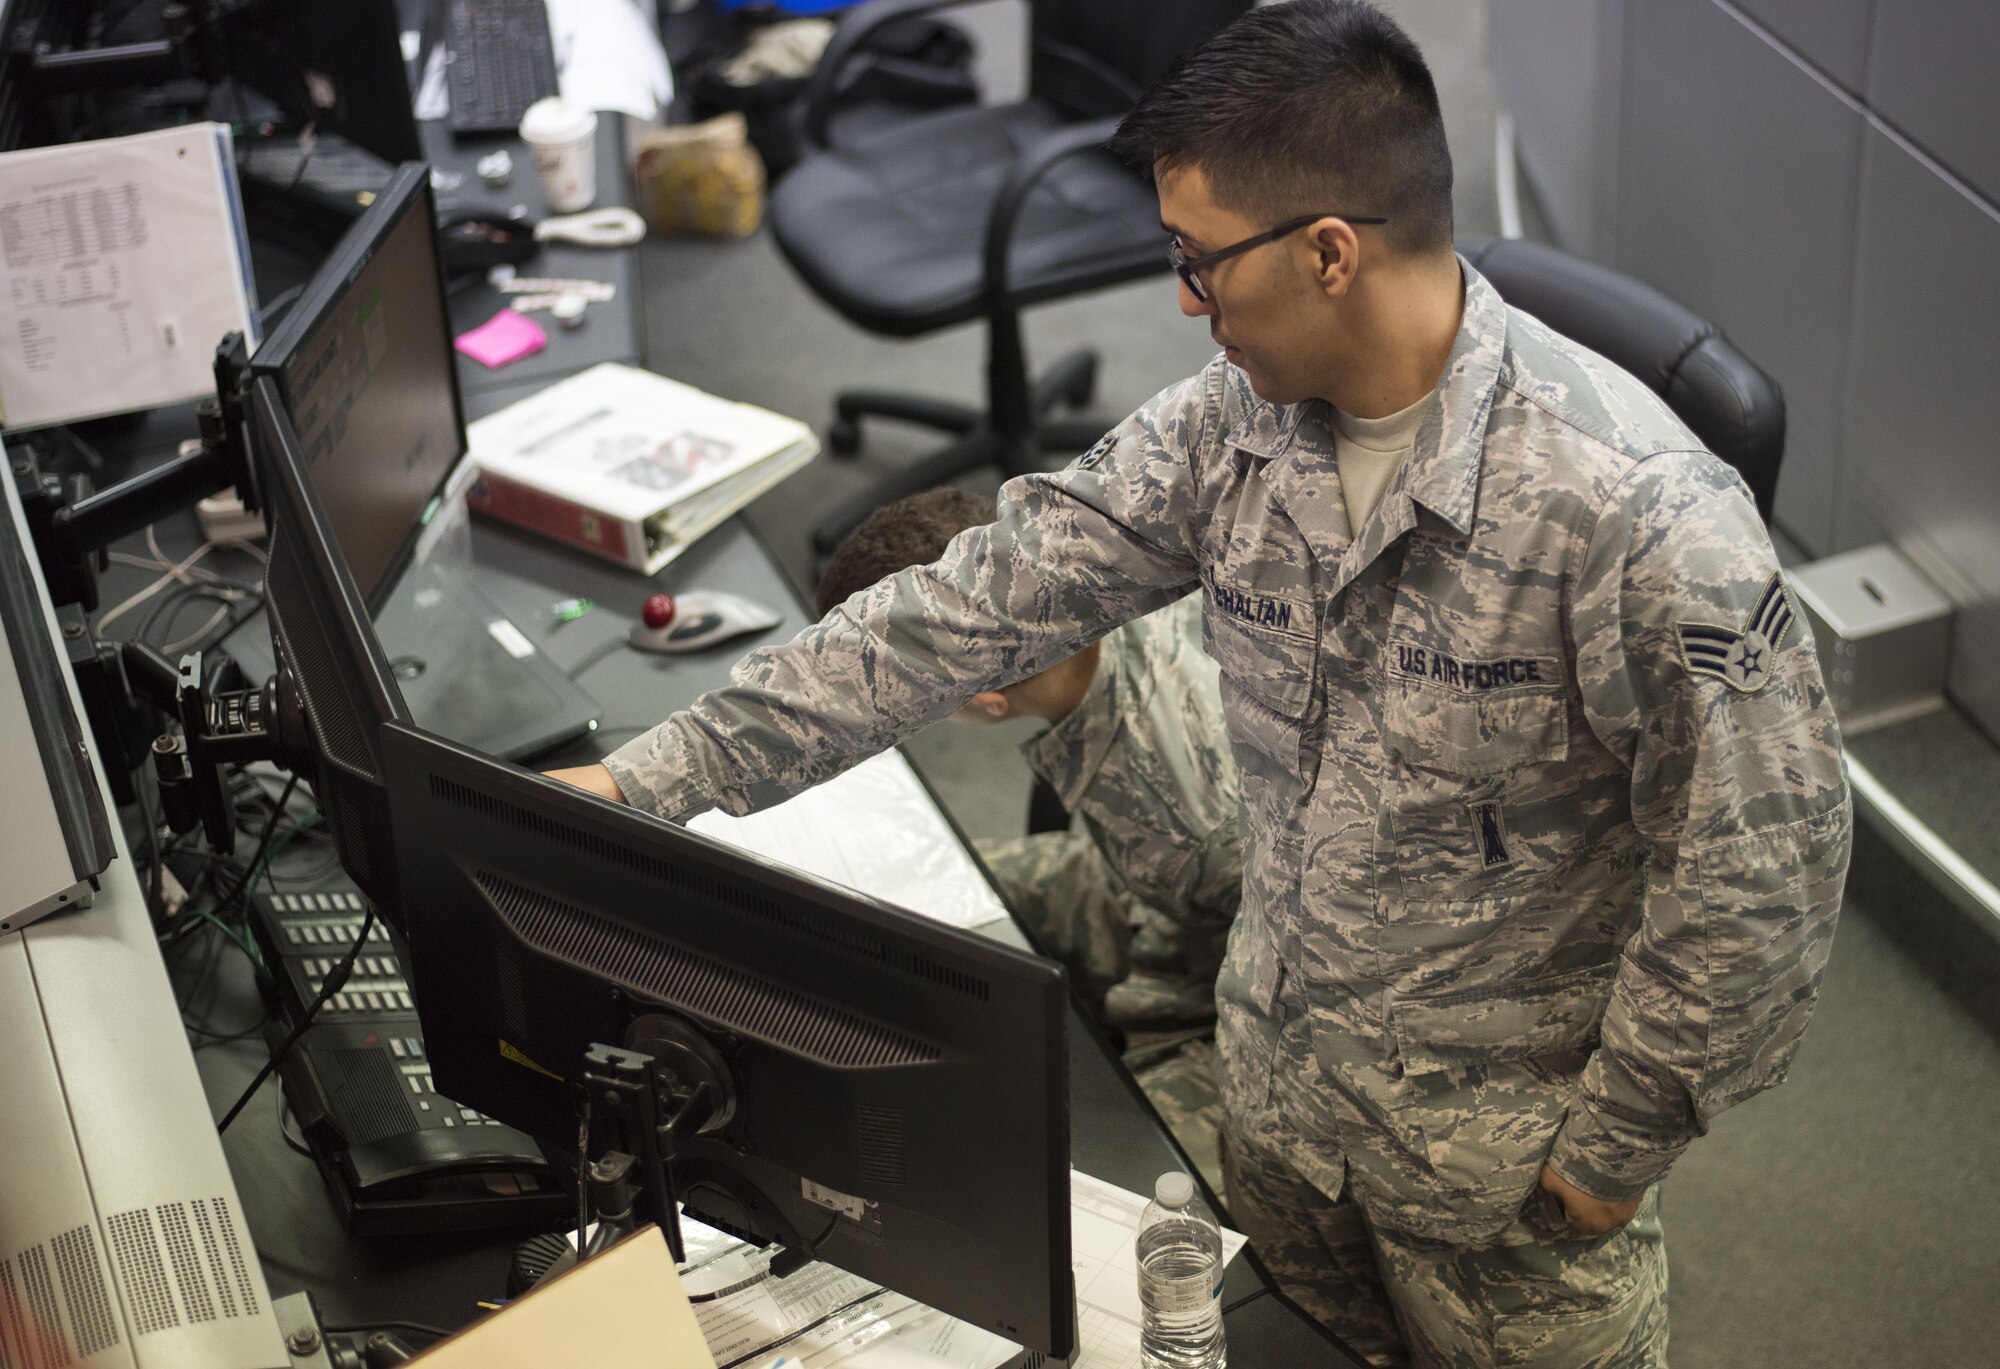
1677,573,1795,693
1072,432,1114,471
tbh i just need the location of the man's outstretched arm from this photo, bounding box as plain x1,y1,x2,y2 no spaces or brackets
550,365,1227,823
547,762,627,802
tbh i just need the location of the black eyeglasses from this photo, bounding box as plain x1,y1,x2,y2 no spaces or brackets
1168,212,1390,302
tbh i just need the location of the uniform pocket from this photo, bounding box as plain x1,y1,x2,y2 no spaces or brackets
1202,607,1315,776
1491,1189,1668,1366
1382,682,1582,902
1390,967,1614,1197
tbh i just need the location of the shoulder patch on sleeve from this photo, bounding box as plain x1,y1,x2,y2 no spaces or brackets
1677,573,1796,693
1071,432,1114,471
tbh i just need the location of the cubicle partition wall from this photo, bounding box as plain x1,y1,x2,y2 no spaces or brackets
1488,0,2000,741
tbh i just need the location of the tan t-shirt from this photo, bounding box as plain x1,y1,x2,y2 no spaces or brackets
1334,392,1426,537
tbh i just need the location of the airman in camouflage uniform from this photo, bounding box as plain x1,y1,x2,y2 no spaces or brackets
569,5,1850,1363
592,263,1848,1359
814,492,1240,1037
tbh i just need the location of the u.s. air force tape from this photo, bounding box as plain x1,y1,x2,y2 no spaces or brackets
1677,573,1795,693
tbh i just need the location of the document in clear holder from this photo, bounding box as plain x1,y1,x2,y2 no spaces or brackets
679,1172,1249,1369
0,122,259,431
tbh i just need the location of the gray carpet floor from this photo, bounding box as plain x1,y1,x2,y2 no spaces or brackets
634,4,2000,1361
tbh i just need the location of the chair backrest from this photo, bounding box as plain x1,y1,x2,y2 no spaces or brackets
1026,0,1253,119
1459,236,1785,525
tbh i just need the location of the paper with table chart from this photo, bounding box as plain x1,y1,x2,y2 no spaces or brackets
687,750,1011,932
0,123,258,431
679,1171,1248,1369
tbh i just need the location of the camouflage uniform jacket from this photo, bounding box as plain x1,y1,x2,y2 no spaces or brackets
603,261,1852,1242
1024,596,1240,949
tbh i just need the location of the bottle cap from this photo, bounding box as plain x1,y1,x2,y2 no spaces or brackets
1154,1172,1194,1209
642,593,676,629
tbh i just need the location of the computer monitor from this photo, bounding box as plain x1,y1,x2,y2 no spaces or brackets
248,372,409,915
243,198,1077,1358
380,721,1076,1357
252,162,465,611
219,0,423,166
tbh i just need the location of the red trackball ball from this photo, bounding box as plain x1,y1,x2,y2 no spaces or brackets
642,593,676,629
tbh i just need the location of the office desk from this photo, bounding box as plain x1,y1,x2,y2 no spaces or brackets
422,116,649,399
182,511,1354,1365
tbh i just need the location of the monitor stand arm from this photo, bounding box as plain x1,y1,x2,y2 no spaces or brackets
577,1035,822,1277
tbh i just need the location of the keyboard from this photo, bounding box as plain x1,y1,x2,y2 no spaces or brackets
248,882,569,1235
444,0,562,137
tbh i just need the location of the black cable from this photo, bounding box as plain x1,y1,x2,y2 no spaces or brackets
687,1210,842,1302
224,772,302,913
259,283,305,329
137,776,166,922
173,920,227,1015
189,1011,269,1049
565,637,627,681
146,587,240,653
285,134,317,194
217,905,374,1133
322,1322,449,1344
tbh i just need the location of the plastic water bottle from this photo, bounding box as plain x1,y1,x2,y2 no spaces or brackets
1136,1171,1226,1368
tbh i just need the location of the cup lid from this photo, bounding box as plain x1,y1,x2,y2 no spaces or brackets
520,98,594,144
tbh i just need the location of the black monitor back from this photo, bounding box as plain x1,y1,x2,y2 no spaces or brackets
221,0,423,165
249,376,408,916
381,721,1075,1356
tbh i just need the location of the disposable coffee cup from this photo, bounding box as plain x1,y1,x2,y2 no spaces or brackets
519,98,597,213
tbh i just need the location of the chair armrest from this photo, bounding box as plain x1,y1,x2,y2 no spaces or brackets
802,0,988,150
981,115,1129,306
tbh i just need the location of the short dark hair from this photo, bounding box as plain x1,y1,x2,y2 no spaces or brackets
815,487,993,618
1109,0,1454,257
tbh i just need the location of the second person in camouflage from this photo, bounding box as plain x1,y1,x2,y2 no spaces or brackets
814,487,1239,1034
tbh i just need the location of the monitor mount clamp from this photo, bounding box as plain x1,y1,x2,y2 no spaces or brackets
555,1019,824,1281
16,332,313,850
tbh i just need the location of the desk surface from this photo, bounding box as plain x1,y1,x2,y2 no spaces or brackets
87,113,1354,1368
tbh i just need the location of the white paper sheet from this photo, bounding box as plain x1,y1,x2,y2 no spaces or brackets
675,1173,1248,1369
689,752,1012,932
0,123,257,431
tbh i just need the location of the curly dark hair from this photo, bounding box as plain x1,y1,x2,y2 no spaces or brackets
814,487,995,618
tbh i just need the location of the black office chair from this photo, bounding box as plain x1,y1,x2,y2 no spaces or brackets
769,0,1252,560
1460,236,1785,524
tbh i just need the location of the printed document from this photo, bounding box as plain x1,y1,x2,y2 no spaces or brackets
689,752,1012,933
677,1172,1248,1369
0,123,258,431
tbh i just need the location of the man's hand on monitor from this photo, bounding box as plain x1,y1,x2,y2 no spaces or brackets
544,763,628,803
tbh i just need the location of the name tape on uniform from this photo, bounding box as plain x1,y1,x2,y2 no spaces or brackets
1205,576,1309,639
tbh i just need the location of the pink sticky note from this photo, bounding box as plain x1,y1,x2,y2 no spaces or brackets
455,308,548,368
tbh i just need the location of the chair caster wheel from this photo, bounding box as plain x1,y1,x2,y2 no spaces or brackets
827,416,862,456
